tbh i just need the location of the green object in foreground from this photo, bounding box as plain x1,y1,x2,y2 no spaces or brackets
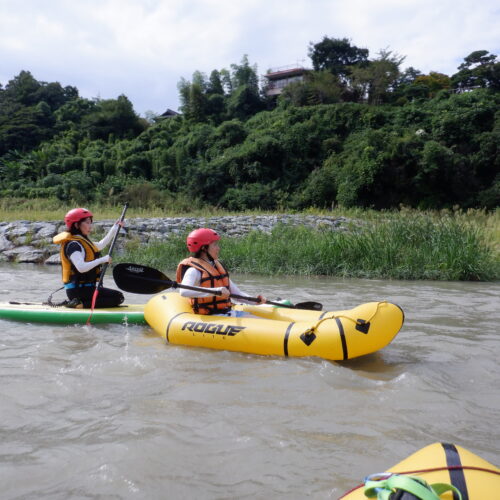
0,302,146,325
364,473,462,500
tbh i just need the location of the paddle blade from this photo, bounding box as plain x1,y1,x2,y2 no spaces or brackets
294,301,323,311
113,263,173,294
266,299,323,310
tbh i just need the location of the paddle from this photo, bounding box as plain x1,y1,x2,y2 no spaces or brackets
86,203,128,324
113,263,322,311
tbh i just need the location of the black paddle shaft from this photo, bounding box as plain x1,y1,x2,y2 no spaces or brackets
113,263,322,311
97,203,128,289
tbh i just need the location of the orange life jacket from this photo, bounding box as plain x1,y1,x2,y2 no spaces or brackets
176,257,231,315
53,232,101,285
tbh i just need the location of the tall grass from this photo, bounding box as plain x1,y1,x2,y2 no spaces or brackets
118,212,499,281
0,197,228,221
1,197,496,280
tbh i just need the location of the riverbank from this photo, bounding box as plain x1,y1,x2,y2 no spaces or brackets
1,211,497,281
0,214,347,265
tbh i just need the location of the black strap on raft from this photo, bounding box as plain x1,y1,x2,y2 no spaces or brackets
441,443,468,500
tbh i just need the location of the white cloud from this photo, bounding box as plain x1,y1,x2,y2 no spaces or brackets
0,0,498,115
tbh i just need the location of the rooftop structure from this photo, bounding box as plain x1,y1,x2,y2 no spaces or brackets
160,108,180,118
264,65,310,96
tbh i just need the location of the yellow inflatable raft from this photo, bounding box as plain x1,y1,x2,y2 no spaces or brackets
339,442,500,499
144,293,404,361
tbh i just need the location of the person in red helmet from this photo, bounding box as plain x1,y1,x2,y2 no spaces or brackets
176,228,266,316
52,208,125,308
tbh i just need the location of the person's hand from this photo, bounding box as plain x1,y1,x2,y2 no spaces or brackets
116,220,125,228
103,255,112,264
215,287,230,299
256,294,267,304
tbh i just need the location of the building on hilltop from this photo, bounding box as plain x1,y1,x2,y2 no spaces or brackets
160,108,180,118
263,65,310,97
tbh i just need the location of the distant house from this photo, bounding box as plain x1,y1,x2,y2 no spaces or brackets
264,65,310,96
160,108,180,118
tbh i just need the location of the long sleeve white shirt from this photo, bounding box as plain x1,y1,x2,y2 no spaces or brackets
179,266,255,304
68,224,119,273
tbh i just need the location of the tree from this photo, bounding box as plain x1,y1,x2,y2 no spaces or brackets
178,76,208,122
230,55,259,92
219,69,233,94
3,70,41,105
177,56,263,123
348,50,405,104
227,84,264,121
308,36,369,80
413,72,451,98
54,97,96,128
207,70,225,95
279,71,342,106
391,67,424,102
81,95,144,140
452,50,500,91
0,71,82,155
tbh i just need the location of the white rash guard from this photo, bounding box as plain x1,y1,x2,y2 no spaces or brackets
180,266,255,304
68,224,119,274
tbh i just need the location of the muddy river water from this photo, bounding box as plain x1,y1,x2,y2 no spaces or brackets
0,263,498,499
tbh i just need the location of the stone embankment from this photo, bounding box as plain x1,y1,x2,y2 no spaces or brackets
0,215,348,265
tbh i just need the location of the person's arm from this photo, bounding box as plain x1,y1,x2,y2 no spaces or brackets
67,242,110,274
179,267,229,298
228,279,266,304
95,222,122,251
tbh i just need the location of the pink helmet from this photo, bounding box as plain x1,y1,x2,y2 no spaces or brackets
64,208,93,229
186,228,220,252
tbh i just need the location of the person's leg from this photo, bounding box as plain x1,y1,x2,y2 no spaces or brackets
68,286,124,308
94,287,124,308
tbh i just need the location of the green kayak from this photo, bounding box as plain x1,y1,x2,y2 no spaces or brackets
0,302,146,325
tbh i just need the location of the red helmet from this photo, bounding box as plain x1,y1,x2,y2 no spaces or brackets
64,208,93,229
186,228,220,252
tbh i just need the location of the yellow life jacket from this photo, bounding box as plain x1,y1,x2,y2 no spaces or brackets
176,257,231,315
53,232,101,285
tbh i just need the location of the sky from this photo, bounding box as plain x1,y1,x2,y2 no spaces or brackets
1,0,498,117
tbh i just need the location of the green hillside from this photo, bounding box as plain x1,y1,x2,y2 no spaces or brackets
1,41,498,211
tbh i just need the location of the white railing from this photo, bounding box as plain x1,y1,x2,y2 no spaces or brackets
267,63,306,74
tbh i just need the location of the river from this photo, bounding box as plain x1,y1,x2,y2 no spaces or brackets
0,263,499,499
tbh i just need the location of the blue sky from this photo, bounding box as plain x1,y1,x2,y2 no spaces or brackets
1,0,498,116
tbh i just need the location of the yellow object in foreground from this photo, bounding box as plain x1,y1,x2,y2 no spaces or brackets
339,442,500,499
144,293,404,361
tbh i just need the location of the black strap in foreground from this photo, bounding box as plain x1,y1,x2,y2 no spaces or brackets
442,443,469,500
283,322,295,356
335,317,348,360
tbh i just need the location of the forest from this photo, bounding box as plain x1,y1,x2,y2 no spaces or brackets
0,37,498,211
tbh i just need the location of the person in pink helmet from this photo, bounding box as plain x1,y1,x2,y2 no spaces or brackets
176,228,266,316
52,208,125,308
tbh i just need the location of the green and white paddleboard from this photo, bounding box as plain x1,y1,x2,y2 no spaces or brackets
0,302,146,325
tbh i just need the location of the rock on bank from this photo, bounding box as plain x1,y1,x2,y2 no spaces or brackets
0,215,348,264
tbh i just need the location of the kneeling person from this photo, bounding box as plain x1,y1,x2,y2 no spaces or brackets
53,208,124,308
